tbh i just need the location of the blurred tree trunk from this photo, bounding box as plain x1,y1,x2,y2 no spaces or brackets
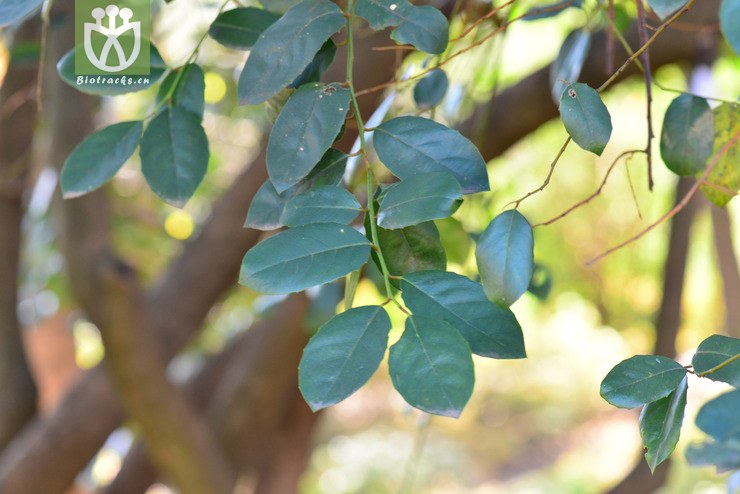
710,206,740,337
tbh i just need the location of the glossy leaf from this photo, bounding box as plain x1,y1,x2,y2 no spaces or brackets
208,7,280,50
290,39,336,88
377,172,462,229
299,305,391,411
550,29,591,103
639,376,688,472
692,334,740,387
370,221,446,285
281,185,361,226
659,94,714,176
413,69,449,109
720,0,740,55
0,0,42,27
374,116,489,194
239,223,371,294
61,122,142,198
401,270,525,359
695,389,740,442
156,64,205,119
475,210,534,307
647,0,688,20
522,0,583,20
389,316,474,417
139,107,209,207
237,0,345,105
266,83,350,192
600,355,687,409
700,103,740,207
559,83,612,155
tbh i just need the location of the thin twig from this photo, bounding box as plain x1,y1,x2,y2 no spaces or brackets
635,0,655,191
606,0,615,74
504,137,571,209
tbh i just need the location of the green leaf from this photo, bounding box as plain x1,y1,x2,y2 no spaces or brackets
695,389,740,442
435,217,471,265
0,0,42,27
374,116,489,194
245,149,347,230
239,223,371,294
156,64,205,119
692,334,740,387
281,185,361,226
475,210,534,307
266,83,351,192
139,107,209,207
559,83,612,156
208,7,280,50
355,0,449,54
413,69,449,109
61,122,142,198
377,172,462,229
647,0,688,20
686,440,740,472
237,0,345,105
522,0,583,20
527,263,553,300
289,39,337,88
639,376,688,472
700,103,740,207
600,355,687,409
550,29,591,103
659,94,714,176
721,0,740,55
299,305,391,411
370,221,446,286
57,44,167,96
401,270,525,359
388,316,474,417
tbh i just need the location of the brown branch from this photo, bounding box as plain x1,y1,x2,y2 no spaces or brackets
635,0,655,190
505,137,570,210
710,206,740,337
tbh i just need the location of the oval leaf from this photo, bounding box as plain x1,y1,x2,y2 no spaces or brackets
237,0,345,105
720,0,740,55
695,389,740,443
0,0,42,27
692,334,740,388
639,376,688,472
61,121,142,198
266,83,350,192
401,270,525,359
140,107,209,207
550,29,591,103
600,355,687,409
281,185,361,226
389,316,474,417
413,69,449,109
647,0,688,20
156,63,205,119
559,83,612,155
239,223,371,294
659,94,714,176
208,7,280,50
475,210,534,307
299,305,391,411
700,103,740,207
522,0,583,20
374,116,489,194
377,172,462,229
369,221,446,285
686,441,740,472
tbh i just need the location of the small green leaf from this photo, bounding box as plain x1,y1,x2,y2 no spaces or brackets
475,210,534,307
700,103,740,207
435,217,471,265
720,0,740,55
559,83,612,156
600,355,687,409
686,440,740,472
208,7,280,50
413,69,449,109
522,0,583,20
156,64,205,119
639,376,688,472
139,107,209,207
377,172,462,229
240,223,371,294
659,94,714,176
388,316,474,417
237,0,345,105
550,29,591,103
0,0,42,27
695,389,740,442
369,221,446,285
290,39,337,88
281,185,361,226
61,122,142,198
401,270,525,359
527,263,553,300
266,83,350,192
692,334,740,387
374,116,489,194
299,305,391,411
647,0,688,20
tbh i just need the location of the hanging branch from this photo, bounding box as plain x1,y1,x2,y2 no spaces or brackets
635,0,655,191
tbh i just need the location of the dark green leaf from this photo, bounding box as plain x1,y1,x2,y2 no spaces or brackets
239,223,371,294
388,316,474,417
266,83,350,192
401,270,525,359
139,107,209,207
237,0,345,105
374,116,489,194
377,172,462,229
61,122,143,198
208,7,280,50
57,44,167,96
550,29,591,103
370,221,446,286
475,210,534,307
686,440,740,472
639,376,688,472
660,94,714,176
721,0,740,55
527,263,553,300
281,185,361,226
600,355,687,409
700,103,740,207
299,305,391,410
290,39,337,88
647,0,688,20
522,0,583,20
413,69,449,109
559,83,612,156
0,0,42,27
307,282,343,333
695,389,740,442
692,334,740,387
156,64,205,119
